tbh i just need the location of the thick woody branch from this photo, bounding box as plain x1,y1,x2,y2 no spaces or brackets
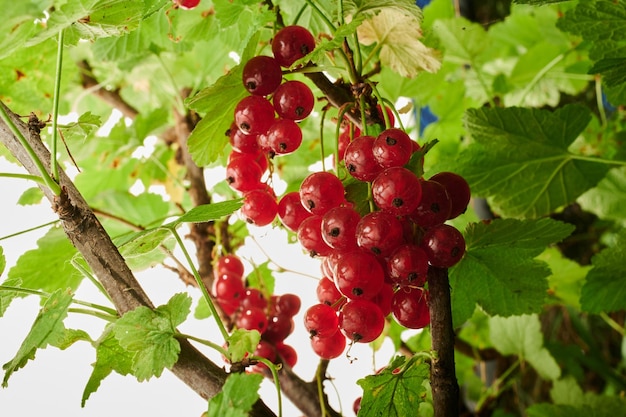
0,102,276,417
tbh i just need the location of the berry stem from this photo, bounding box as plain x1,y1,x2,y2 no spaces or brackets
168,225,230,342
50,29,66,184
253,356,284,417
315,360,329,417
427,266,459,417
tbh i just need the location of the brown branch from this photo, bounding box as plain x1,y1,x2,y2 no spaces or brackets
427,266,460,417
0,102,277,417
77,60,139,119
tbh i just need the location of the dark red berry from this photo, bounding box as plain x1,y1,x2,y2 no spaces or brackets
391,287,430,329
421,224,466,268
242,55,283,96
310,330,346,359
334,250,385,300
387,244,429,287
273,80,315,121
299,171,345,215
277,191,312,232
372,167,422,216
372,128,413,168
321,206,360,251
266,118,303,155
234,95,275,136
304,303,339,338
272,25,316,68
429,171,471,219
344,135,382,182
410,179,452,228
240,189,278,226
339,299,385,343
356,211,405,257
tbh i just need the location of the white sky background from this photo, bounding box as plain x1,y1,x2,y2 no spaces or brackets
0,156,398,417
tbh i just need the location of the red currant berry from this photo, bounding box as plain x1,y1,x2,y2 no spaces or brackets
321,206,360,251
240,189,278,226
429,171,471,219
299,171,345,215
356,211,405,257
251,341,277,372
387,244,429,287
372,167,422,216
237,307,269,333
229,123,260,154
263,314,295,344
371,283,394,317
316,276,344,309
273,80,315,121
212,273,245,315
421,224,466,268
275,293,301,317
335,250,385,300
344,135,383,182
310,330,346,359
214,254,244,278
240,288,267,310
410,179,452,228
297,215,333,257
242,55,283,96
272,25,316,68
339,299,385,343
234,95,275,136
304,303,339,338
276,343,298,368
266,118,303,155
225,154,264,192
277,191,312,232
372,128,413,168
391,287,430,329
174,0,200,9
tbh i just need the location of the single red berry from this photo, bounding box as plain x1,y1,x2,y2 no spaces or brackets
297,215,333,257
234,95,275,136
316,276,344,309
356,211,405,257
410,179,452,228
214,254,245,279
391,287,430,329
174,0,200,9
225,154,264,192
299,171,345,215
421,224,466,268
372,167,423,216
344,135,382,182
240,288,268,310
339,299,385,343
277,191,312,232
276,343,298,368
272,25,316,68
212,273,245,315
237,307,269,333
387,244,429,287
304,303,339,338
372,128,413,168
240,189,278,226
334,250,385,300
273,80,315,120
266,118,303,155
310,330,346,359
321,206,361,251
263,314,295,344
429,171,471,219
242,55,283,96
276,293,302,317
229,123,260,154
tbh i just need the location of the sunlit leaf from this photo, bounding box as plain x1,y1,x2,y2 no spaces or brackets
207,372,263,417
227,328,260,364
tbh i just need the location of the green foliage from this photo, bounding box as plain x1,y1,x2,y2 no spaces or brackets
2,289,74,387
450,218,574,325
357,355,430,417
207,372,263,417
111,293,191,381
227,329,261,363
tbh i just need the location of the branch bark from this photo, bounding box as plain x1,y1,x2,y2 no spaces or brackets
427,266,460,417
0,101,276,417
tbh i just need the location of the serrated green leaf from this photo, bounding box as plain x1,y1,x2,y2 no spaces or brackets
358,8,441,76
449,218,574,325
2,289,73,387
27,0,144,47
52,328,92,350
212,0,273,52
227,329,261,363
433,17,490,64
538,248,590,308
343,0,423,20
357,355,430,417
7,227,82,296
59,111,102,142
457,105,612,218
590,57,626,88
174,200,243,225
207,372,263,417
580,229,626,313
17,187,44,205
112,293,191,381
557,0,626,42
294,18,365,67
82,324,135,406
490,314,561,380
578,166,626,223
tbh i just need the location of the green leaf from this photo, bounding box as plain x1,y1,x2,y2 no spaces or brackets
7,227,82,295
490,314,561,380
82,324,135,406
433,17,490,64
245,261,275,297
17,187,44,205
59,111,102,142
174,200,243,225
538,248,590,308
578,166,626,222
456,105,612,218
207,372,263,417
2,289,73,387
112,293,191,381
557,0,626,42
357,8,441,76
227,329,261,363
580,229,626,313
0,278,20,318
528,395,626,417
343,0,423,20
449,218,574,325
27,0,144,47
357,355,430,417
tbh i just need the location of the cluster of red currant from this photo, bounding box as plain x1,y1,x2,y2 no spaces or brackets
225,25,317,227
290,135,470,357
211,254,301,369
